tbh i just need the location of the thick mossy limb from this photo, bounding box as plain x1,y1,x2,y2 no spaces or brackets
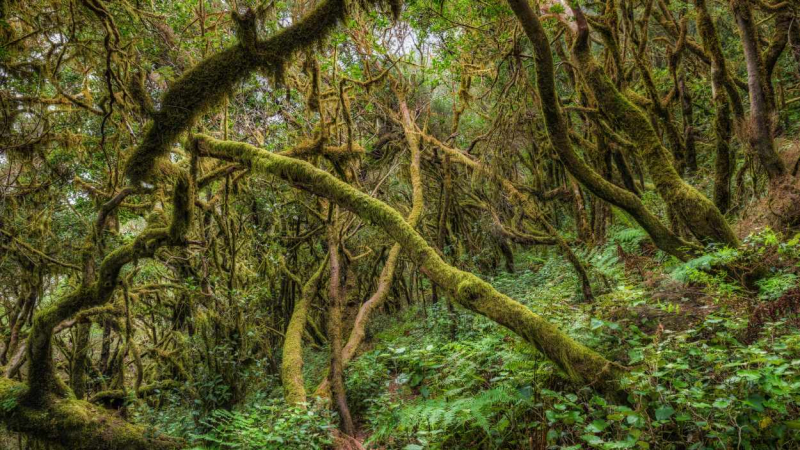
124,0,355,184
281,257,328,406
569,7,738,247
194,134,627,398
0,378,182,450
506,0,695,260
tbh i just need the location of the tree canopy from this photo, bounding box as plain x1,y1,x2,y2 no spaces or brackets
2,0,800,448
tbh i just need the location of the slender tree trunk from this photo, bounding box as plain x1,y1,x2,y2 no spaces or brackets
70,323,91,400
326,216,355,435
679,77,697,173
281,257,327,406
314,85,429,399
730,0,786,180
695,0,738,213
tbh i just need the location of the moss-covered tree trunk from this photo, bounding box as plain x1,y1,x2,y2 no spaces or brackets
69,322,91,399
505,0,697,258
0,378,182,450
695,0,739,213
568,5,738,246
195,135,628,398
281,257,327,406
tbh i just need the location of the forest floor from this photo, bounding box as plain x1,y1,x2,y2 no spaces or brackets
162,223,800,449
321,226,800,449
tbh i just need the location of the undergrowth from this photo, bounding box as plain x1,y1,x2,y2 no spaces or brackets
343,228,800,449
133,228,800,449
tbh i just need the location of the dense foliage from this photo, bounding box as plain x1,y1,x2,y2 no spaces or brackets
2,0,800,448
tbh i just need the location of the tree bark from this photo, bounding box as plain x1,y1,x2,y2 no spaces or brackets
195,134,628,398
326,215,356,435
730,0,786,180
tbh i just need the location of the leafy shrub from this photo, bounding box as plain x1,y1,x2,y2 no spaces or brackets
189,399,335,449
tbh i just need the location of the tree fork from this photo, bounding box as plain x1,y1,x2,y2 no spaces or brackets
505,0,699,259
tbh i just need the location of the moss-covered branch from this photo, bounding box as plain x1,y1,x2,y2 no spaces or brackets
194,134,627,397
124,0,389,184
506,0,698,259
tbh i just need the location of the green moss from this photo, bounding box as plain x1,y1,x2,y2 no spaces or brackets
282,258,328,406
168,172,193,241
194,134,626,397
0,378,26,413
1,377,182,449
571,21,738,247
